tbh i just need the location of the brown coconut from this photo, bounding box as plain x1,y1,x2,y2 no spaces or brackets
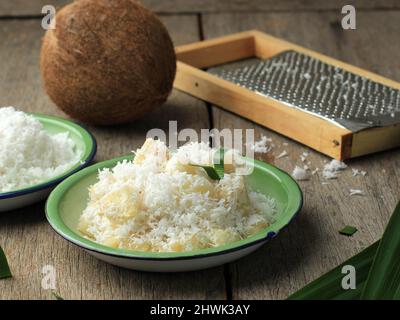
40,0,176,125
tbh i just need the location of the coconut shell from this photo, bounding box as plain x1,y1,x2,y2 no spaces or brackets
40,0,176,125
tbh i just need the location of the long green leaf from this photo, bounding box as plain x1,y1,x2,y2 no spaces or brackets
288,241,379,300
361,202,400,299
52,291,64,300
213,148,225,179
0,246,12,279
332,280,366,300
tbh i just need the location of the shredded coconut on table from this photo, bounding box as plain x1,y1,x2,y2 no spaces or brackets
249,135,272,153
322,159,347,179
300,152,309,162
0,107,80,193
352,168,367,177
276,150,288,159
349,189,364,196
311,168,319,175
78,139,276,253
292,166,310,181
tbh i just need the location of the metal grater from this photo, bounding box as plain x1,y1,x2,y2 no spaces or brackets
209,50,400,132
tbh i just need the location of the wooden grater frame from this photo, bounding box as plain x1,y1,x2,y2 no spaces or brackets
173,30,400,160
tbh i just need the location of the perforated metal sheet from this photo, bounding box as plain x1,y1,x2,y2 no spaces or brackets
209,50,400,132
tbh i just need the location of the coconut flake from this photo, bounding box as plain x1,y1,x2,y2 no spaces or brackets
323,159,347,179
300,151,309,162
349,189,364,196
312,168,319,175
352,168,367,177
249,135,272,153
292,166,310,181
276,150,288,159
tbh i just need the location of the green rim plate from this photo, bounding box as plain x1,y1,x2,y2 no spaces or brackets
0,113,97,199
46,155,303,260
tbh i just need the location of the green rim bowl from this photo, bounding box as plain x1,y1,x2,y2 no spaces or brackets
0,113,97,212
45,155,303,272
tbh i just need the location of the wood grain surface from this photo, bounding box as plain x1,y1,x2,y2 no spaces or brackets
0,0,399,300
0,0,399,16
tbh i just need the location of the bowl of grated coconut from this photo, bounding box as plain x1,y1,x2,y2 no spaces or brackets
0,107,97,212
46,138,302,272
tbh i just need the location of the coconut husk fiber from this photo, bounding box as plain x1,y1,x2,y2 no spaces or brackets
40,0,176,125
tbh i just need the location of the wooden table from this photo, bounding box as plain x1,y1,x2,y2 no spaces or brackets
0,0,399,300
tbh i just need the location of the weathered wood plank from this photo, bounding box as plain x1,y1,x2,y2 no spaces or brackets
0,1,68,16
202,11,400,299
0,16,226,299
143,0,400,13
0,0,399,16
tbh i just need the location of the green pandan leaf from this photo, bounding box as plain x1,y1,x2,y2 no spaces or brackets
189,164,221,180
52,291,64,300
361,202,400,300
213,148,225,179
288,241,378,300
289,200,400,300
339,225,358,237
190,148,225,180
0,246,12,279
